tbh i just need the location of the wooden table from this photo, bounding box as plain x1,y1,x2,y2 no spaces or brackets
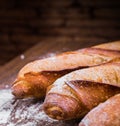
0,39,107,126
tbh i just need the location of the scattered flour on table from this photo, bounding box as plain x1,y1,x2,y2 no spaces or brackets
0,89,58,126
0,89,14,124
20,54,25,60
0,89,74,126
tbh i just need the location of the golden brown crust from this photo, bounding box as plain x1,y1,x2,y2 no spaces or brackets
44,93,86,120
12,66,87,98
80,47,120,57
44,80,120,120
49,63,120,88
18,49,120,78
79,94,120,126
12,41,120,99
43,62,120,120
93,41,120,50
65,80,120,109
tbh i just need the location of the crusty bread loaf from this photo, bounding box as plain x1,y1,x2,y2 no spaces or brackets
43,62,120,120
79,94,120,126
12,41,120,99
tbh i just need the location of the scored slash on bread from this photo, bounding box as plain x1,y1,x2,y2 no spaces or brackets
12,41,120,99
43,62,120,120
44,79,120,120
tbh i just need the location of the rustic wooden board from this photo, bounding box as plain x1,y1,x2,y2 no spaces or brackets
0,39,107,126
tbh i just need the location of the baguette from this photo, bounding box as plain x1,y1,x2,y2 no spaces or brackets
43,62,120,120
12,42,120,99
93,41,120,50
79,94,120,126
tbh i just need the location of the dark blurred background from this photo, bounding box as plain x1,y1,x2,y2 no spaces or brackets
0,0,120,66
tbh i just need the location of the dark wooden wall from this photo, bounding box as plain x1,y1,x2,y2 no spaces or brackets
0,0,120,65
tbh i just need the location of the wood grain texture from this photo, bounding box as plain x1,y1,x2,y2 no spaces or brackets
0,40,111,125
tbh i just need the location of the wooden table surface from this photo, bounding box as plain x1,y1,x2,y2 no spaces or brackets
0,39,108,126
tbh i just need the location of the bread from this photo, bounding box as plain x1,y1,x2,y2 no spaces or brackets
79,94,120,126
12,41,120,99
43,62,120,120
93,41,120,50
